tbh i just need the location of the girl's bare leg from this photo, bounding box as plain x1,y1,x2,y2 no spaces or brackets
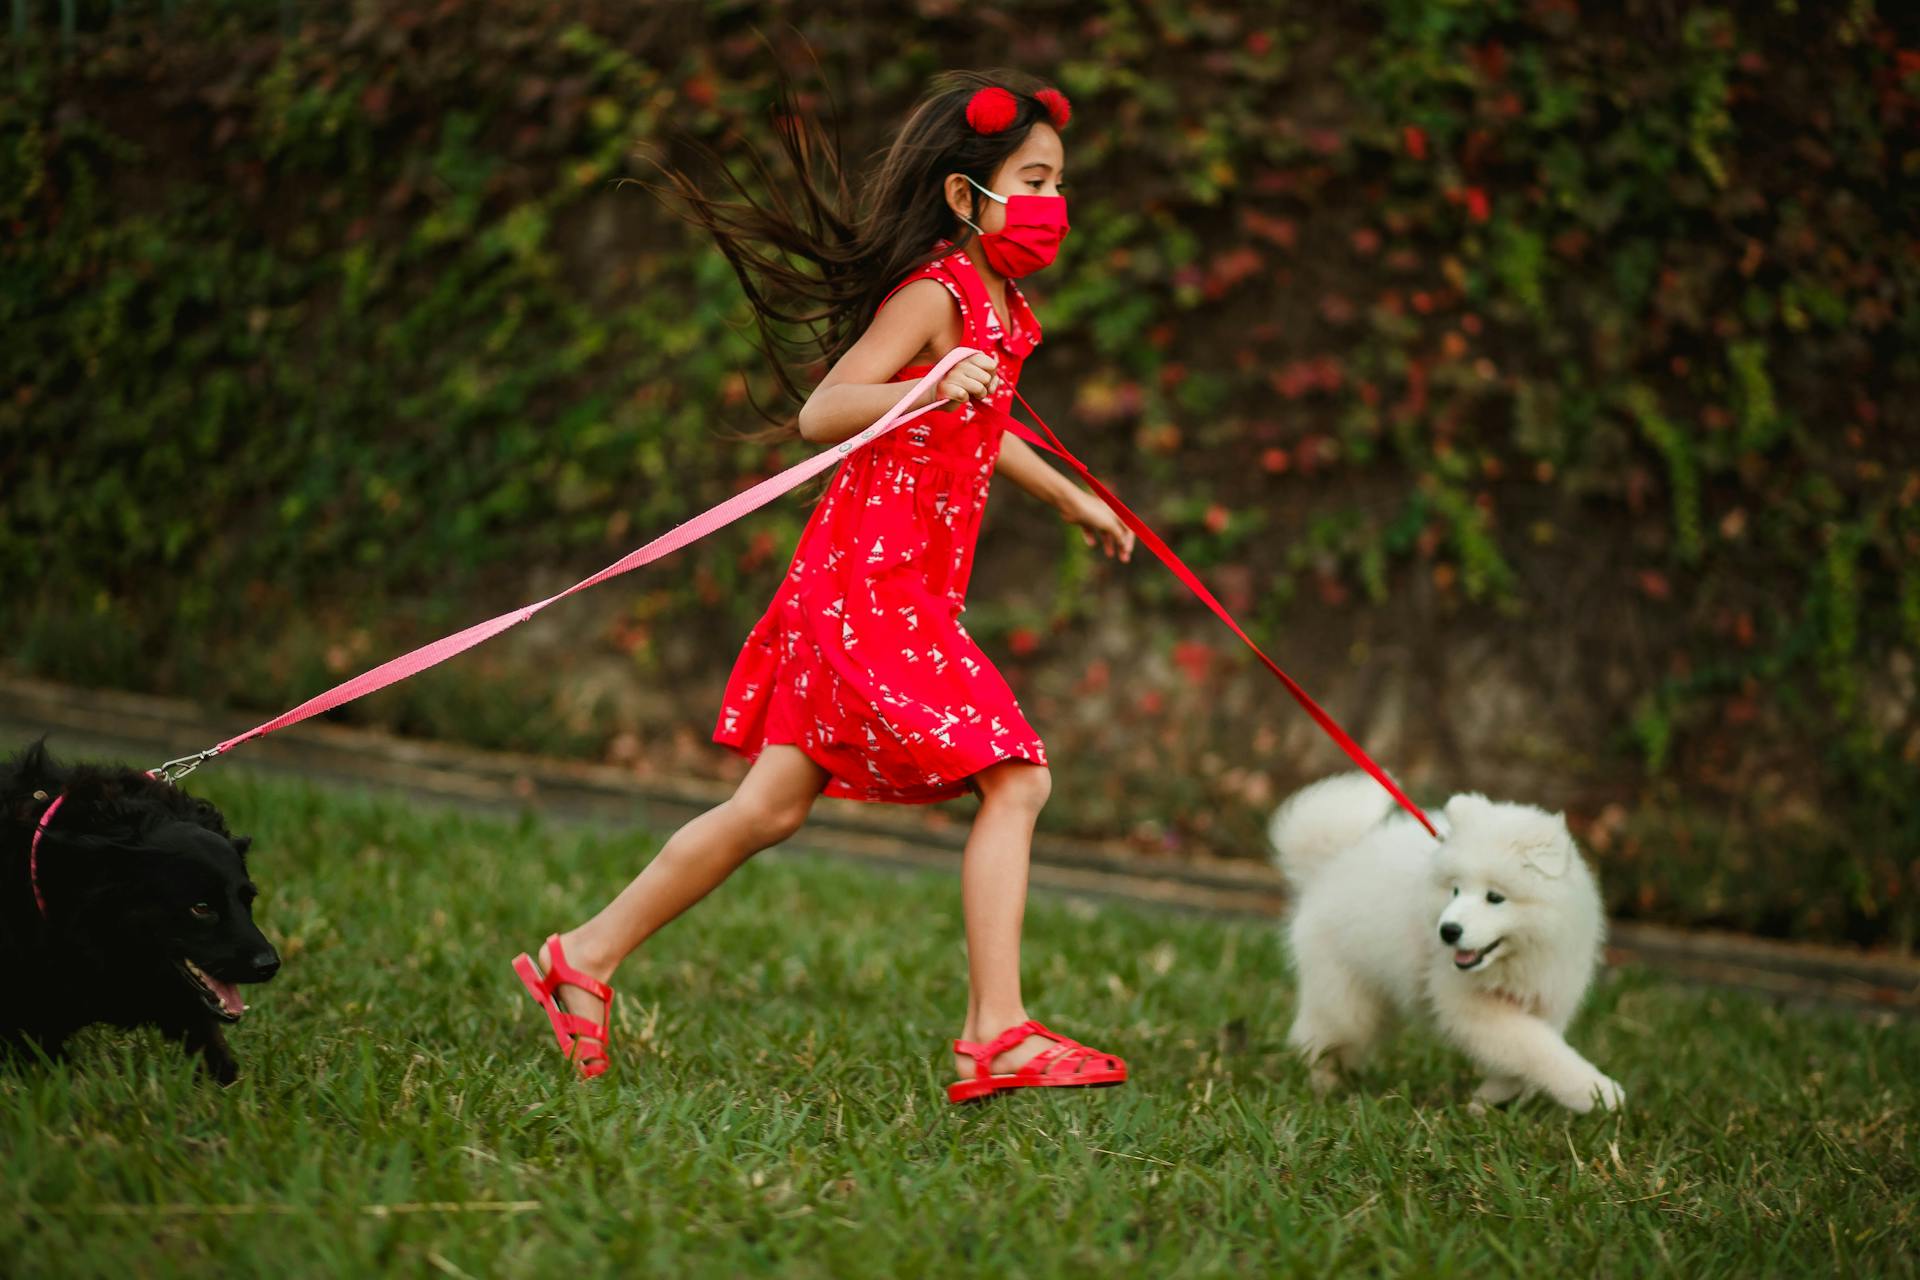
534,744,830,1040
952,759,1059,1080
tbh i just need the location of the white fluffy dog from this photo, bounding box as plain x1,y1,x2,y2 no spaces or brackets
1268,772,1624,1113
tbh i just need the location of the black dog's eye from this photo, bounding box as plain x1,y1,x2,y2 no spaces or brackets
190,902,217,919
1486,891,1506,905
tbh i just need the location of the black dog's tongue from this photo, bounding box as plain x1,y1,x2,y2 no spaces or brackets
207,974,245,1017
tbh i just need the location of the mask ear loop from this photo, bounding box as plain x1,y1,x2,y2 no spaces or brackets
955,174,1006,236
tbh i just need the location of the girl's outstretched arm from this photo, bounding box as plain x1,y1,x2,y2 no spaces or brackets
991,432,1081,512
797,280,997,445
996,434,1134,560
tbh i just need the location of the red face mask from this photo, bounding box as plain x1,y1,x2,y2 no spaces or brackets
959,175,1070,278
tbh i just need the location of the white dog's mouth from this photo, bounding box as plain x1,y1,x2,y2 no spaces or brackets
1453,939,1502,971
175,958,248,1022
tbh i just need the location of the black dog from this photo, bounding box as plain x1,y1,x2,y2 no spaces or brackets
2,739,278,1084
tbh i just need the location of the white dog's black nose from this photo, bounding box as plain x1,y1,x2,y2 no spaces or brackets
1439,922,1462,945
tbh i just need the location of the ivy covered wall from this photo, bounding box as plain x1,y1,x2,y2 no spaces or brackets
4,0,1916,945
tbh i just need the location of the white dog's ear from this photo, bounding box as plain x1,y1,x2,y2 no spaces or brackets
1443,793,1491,827
1520,825,1575,878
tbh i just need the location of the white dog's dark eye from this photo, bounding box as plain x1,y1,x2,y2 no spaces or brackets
1451,887,1460,897
1486,891,1506,905
190,902,217,919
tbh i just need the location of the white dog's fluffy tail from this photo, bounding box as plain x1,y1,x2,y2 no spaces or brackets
1267,772,1397,887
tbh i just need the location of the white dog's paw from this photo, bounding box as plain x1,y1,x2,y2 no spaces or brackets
1468,1076,1527,1115
1558,1073,1626,1113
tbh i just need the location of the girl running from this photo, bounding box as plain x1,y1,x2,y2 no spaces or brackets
513,69,1137,1103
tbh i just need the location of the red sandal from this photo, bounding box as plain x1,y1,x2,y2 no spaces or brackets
511,934,614,1080
947,1019,1128,1103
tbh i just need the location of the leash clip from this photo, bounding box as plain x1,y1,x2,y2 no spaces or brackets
151,747,221,785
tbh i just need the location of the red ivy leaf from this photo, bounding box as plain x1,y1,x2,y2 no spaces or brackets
1173,640,1214,683
1241,209,1298,249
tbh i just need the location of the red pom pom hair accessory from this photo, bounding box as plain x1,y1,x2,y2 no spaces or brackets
1033,88,1071,131
965,86,1018,133
965,85,1071,134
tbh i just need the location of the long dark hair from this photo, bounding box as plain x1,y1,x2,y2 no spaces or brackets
639,68,1064,440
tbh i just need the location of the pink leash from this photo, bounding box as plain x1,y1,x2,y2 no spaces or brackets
142,345,1435,837
146,349,978,783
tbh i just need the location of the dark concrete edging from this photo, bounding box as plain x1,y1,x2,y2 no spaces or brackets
3,674,1914,1020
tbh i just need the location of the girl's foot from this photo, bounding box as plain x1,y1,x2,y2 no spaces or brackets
952,1024,1052,1082
512,930,618,1078
539,932,615,1039
948,1018,1128,1102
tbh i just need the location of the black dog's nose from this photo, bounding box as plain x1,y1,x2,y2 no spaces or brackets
1439,922,1462,945
250,949,281,981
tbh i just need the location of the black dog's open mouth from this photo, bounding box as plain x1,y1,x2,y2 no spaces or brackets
1453,939,1503,971
175,958,247,1022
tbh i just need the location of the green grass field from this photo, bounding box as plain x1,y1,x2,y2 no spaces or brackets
3,770,1914,1277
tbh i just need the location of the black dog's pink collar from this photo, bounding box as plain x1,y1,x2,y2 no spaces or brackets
31,767,174,920
28,791,64,921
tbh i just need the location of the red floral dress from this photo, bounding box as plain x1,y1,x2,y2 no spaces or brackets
712,242,1049,803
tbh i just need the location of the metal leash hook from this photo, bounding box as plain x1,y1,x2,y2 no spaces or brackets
149,746,222,786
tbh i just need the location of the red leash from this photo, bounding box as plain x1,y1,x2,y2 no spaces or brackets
991,390,1436,839
142,348,1436,839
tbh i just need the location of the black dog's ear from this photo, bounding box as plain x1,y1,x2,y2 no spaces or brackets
7,736,63,816
17,735,56,782
233,835,253,860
